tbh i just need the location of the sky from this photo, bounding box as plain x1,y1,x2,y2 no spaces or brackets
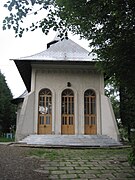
0,1,91,98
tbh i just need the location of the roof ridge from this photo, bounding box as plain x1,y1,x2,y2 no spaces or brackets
12,38,93,61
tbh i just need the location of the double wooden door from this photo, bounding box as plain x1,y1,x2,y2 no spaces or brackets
38,89,52,134
61,89,75,134
38,88,96,135
84,90,96,134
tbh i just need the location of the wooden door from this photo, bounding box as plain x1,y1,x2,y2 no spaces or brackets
61,89,75,134
84,90,97,134
38,89,52,134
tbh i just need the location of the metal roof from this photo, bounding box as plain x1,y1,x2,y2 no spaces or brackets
12,38,96,92
11,90,28,104
18,38,93,61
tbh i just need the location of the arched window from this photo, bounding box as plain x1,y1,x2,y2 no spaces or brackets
61,89,75,134
84,89,96,134
38,88,52,134
62,89,74,115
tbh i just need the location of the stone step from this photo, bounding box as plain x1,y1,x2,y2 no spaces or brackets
19,135,122,147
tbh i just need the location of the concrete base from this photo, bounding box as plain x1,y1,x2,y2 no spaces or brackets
19,135,122,147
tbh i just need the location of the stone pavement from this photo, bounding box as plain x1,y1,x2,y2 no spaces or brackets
31,148,135,180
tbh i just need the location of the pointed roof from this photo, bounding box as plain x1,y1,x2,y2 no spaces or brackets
12,38,96,92
19,38,92,61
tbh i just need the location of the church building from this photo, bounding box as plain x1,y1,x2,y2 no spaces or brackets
12,37,119,143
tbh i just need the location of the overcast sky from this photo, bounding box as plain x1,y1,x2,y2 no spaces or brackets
0,1,91,98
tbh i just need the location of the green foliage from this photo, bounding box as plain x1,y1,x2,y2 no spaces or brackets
0,136,15,142
128,138,135,166
29,149,60,160
119,127,128,142
0,71,16,134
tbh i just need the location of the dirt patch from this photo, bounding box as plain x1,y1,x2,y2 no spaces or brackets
0,145,48,180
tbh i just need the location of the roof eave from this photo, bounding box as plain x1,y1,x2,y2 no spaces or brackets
14,60,31,92
11,59,97,93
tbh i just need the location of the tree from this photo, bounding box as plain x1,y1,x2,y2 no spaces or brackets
0,71,16,135
2,0,135,90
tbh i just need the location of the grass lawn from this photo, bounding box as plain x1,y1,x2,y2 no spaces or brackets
0,136,15,142
28,147,131,161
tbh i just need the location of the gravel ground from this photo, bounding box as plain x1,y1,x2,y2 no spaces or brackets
0,144,48,180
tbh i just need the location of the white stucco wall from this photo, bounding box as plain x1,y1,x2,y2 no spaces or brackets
16,102,23,125
15,63,119,142
32,64,104,136
101,95,120,141
15,92,35,141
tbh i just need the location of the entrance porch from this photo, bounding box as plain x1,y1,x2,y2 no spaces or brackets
19,135,121,147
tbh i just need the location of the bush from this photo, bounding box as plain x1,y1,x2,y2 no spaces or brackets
128,134,135,166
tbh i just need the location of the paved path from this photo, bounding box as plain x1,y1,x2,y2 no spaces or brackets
0,144,135,179
32,148,135,180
